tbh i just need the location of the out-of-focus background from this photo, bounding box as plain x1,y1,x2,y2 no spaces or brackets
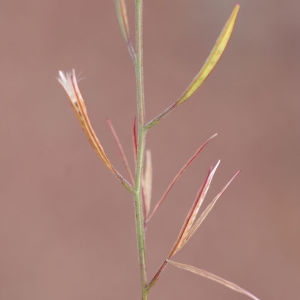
0,1,299,299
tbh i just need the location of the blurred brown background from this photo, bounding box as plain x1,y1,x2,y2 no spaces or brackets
0,0,299,299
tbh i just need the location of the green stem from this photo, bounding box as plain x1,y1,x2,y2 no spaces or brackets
135,0,145,124
145,101,177,129
134,0,148,299
134,126,148,298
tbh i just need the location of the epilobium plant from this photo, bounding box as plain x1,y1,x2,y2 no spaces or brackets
58,2,261,300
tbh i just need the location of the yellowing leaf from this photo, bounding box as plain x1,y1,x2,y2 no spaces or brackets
177,4,240,105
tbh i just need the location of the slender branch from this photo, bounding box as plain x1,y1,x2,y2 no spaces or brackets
145,101,177,129
146,133,217,224
107,119,135,185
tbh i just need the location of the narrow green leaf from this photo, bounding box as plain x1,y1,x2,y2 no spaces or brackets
177,4,240,105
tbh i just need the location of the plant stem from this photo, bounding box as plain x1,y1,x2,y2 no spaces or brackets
135,0,145,124
134,0,148,299
134,126,148,299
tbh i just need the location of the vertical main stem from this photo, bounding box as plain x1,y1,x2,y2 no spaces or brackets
134,127,147,300
134,0,148,299
135,0,145,124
